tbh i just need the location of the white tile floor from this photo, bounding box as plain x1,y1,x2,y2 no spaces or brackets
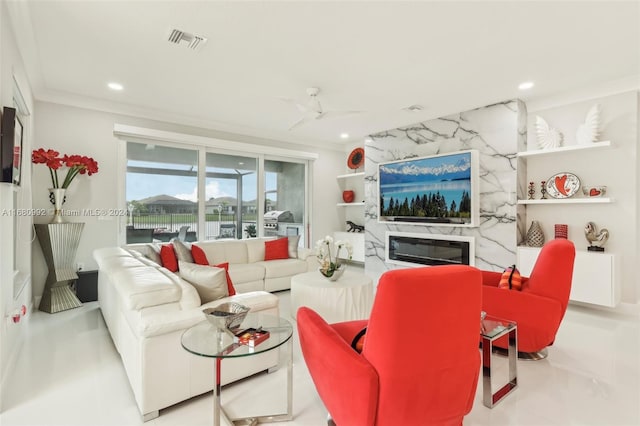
1,291,639,426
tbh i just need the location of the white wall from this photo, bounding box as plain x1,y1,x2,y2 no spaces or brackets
0,0,35,411
30,101,345,302
525,91,638,305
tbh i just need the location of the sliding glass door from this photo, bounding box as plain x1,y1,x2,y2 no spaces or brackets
264,158,307,246
204,153,258,240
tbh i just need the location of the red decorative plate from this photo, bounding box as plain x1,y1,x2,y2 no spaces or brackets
347,148,364,169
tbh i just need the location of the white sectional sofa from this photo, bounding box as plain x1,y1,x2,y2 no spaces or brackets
192,237,316,293
94,237,316,420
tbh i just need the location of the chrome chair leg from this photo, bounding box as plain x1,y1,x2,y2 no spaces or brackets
493,346,549,360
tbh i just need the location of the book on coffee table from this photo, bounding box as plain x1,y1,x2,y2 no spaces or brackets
233,327,270,347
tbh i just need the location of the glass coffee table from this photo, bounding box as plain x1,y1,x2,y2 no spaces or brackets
182,312,293,426
480,314,518,408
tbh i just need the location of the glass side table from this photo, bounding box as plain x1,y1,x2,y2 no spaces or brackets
182,312,293,426
480,315,518,408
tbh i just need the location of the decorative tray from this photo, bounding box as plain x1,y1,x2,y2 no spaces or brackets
545,172,580,198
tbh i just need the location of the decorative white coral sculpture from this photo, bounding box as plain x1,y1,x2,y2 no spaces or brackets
535,116,563,150
576,104,601,145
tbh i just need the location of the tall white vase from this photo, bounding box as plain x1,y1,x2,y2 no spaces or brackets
48,188,67,224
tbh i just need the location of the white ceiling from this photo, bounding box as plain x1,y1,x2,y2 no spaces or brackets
8,1,640,149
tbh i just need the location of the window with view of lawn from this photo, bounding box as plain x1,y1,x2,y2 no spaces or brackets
125,142,308,246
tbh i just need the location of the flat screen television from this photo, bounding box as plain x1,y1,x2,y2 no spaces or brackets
378,150,479,226
1,107,22,185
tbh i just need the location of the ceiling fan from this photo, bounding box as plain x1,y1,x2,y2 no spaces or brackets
279,87,361,131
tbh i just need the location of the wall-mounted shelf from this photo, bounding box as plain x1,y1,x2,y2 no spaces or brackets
337,172,365,180
517,197,613,205
517,140,611,158
337,202,365,207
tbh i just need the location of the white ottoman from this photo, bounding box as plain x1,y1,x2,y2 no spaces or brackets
290,270,374,323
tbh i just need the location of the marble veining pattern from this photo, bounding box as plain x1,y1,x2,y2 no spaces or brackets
365,100,526,283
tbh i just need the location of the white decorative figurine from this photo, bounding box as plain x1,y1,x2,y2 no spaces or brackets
576,104,601,145
535,116,563,150
584,221,609,252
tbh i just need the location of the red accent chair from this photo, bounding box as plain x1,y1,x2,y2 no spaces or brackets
297,265,482,426
481,239,575,359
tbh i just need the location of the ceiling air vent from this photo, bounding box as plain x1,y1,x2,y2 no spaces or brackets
168,29,207,51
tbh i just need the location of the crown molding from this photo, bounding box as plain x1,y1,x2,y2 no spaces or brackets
35,88,347,152
526,75,640,113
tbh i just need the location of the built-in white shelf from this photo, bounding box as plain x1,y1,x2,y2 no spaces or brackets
517,140,611,158
334,231,365,263
517,246,619,307
337,172,365,180
337,202,365,207
517,197,613,205
336,170,365,258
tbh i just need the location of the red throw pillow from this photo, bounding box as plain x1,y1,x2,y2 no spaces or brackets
160,244,178,272
264,238,289,261
498,265,522,291
191,244,209,265
214,262,236,296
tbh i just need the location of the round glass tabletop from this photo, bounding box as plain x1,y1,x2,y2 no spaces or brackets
181,312,293,359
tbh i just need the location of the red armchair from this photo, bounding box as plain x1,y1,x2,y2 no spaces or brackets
297,265,482,426
482,238,575,359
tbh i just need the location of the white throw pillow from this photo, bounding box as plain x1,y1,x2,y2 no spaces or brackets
178,261,228,304
288,235,300,258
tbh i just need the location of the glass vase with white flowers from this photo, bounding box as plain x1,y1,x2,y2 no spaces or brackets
316,235,353,281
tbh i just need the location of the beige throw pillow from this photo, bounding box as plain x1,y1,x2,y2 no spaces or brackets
178,261,228,304
145,243,163,265
172,239,194,263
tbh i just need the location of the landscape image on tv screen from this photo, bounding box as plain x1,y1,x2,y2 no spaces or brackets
378,150,477,226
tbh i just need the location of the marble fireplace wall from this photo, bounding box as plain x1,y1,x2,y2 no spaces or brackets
364,100,527,284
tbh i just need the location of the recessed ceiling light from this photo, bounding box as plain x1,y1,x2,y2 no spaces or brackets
340,133,349,139
108,82,123,91
518,81,534,90
238,162,244,166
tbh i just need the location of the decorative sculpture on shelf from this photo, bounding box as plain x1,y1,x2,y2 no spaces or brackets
346,221,364,233
525,220,545,247
540,181,547,199
584,222,609,252
528,182,536,200
342,190,355,203
535,116,563,149
554,224,568,239
576,104,601,145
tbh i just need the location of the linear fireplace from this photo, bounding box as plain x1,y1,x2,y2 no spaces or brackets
385,232,475,267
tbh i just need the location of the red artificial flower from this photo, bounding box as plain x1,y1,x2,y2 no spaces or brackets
32,148,62,169
80,157,99,176
32,148,99,189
